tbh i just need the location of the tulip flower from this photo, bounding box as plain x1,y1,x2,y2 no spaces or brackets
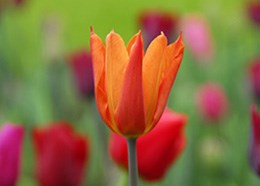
109,109,187,181
33,123,89,186
249,58,260,101
195,83,229,123
248,1,260,26
180,14,214,62
69,50,94,98
249,105,260,176
139,10,178,48
0,123,24,186
90,29,184,138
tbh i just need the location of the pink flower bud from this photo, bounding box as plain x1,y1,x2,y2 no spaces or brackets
180,14,214,62
196,83,229,123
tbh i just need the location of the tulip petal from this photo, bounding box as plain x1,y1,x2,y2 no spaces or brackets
106,31,129,117
150,34,184,131
33,129,45,155
138,110,186,181
75,136,88,166
105,31,130,133
252,105,260,142
91,31,113,127
127,33,139,54
0,124,24,186
127,31,144,55
33,123,88,186
143,33,167,126
115,33,146,137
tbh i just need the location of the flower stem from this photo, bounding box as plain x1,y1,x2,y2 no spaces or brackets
127,138,139,186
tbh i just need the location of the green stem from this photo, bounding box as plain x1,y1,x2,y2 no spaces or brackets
127,138,139,186
116,172,128,186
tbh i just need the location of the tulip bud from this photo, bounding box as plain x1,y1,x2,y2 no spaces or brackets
195,83,229,123
249,58,260,101
139,10,178,48
69,50,94,99
248,1,260,26
109,109,187,182
180,14,214,62
249,105,260,176
0,123,24,186
33,123,89,186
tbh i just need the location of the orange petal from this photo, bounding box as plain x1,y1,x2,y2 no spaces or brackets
106,31,129,116
115,33,146,137
90,31,112,126
149,34,184,132
142,33,168,126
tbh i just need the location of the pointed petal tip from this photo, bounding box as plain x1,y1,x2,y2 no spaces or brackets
136,31,142,39
90,26,95,35
133,31,144,53
110,29,116,34
137,30,142,35
177,32,183,42
173,32,184,48
106,29,116,40
148,31,167,46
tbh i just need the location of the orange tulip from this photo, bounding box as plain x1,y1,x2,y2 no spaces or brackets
90,28,184,137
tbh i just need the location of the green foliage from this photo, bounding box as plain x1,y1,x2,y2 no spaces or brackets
0,0,260,185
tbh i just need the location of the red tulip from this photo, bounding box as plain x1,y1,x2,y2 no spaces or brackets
248,1,260,26
195,83,229,123
249,105,260,176
0,123,24,186
109,109,187,181
249,58,260,100
33,123,89,186
69,50,94,99
139,10,178,48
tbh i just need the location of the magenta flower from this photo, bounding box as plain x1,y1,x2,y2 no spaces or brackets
195,83,229,123
69,50,94,99
249,58,260,101
0,123,24,186
249,105,260,176
248,1,260,26
139,10,178,47
180,14,214,62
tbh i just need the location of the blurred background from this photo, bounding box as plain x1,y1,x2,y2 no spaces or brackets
0,0,260,185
